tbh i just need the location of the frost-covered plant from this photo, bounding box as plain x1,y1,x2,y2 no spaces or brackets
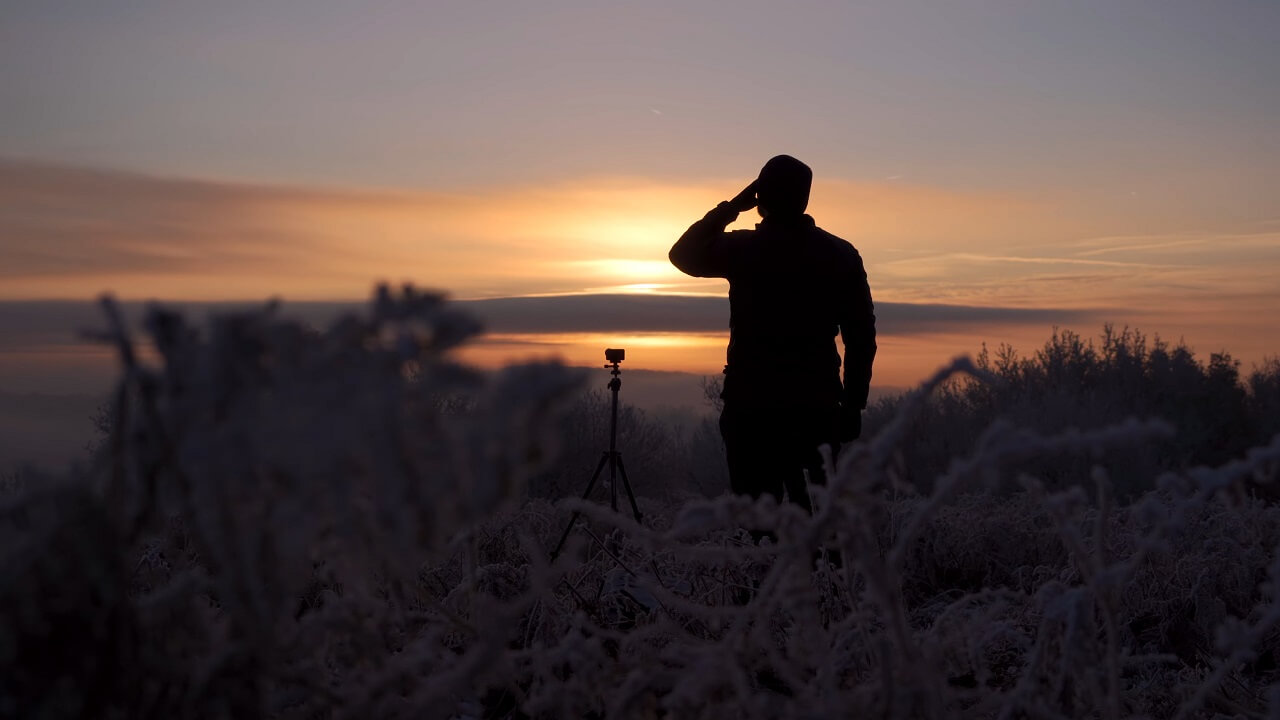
864,326,1278,497
2,285,583,718
527,389,726,503
459,360,1280,719
4,302,1280,720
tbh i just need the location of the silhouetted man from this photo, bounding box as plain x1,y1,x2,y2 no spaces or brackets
669,155,876,512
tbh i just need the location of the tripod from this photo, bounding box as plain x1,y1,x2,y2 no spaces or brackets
550,352,643,560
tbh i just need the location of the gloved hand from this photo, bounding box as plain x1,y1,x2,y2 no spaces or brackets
728,180,758,213
837,403,862,442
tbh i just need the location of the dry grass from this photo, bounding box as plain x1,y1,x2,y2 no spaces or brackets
2,291,1280,719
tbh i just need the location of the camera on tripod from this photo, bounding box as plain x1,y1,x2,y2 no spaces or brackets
550,346,641,560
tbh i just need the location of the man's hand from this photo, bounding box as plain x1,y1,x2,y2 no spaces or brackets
837,404,862,443
728,181,758,213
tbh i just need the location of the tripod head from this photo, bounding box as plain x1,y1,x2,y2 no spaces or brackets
604,347,625,387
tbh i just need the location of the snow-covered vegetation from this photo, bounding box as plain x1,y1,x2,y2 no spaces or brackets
3,289,1279,719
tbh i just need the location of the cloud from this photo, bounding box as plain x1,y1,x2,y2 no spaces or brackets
0,157,1043,302
0,159,738,300
0,294,1100,355
458,294,1098,335
0,294,1108,398
4,293,1275,397
0,158,488,298
3,157,1276,371
946,253,1172,269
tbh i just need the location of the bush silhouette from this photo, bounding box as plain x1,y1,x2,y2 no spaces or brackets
3,301,1280,718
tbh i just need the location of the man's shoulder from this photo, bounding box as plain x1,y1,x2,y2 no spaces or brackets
812,226,864,260
811,223,850,244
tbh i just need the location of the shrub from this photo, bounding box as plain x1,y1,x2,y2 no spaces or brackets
4,302,1280,719
864,326,1278,498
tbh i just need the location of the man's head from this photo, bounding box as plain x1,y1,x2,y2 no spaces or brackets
755,155,812,218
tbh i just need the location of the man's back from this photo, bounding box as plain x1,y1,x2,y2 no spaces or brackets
667,154,876,510
669,203,875,412
718,214,872,408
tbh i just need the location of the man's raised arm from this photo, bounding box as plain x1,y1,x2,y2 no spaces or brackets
669,182,757,278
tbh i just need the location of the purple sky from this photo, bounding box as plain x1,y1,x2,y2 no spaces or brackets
4,1,1276,191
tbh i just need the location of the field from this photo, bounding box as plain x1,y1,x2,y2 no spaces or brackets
3,287,1280,719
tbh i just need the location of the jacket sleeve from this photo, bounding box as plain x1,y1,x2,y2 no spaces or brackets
669,202,741,279
839,248,877,409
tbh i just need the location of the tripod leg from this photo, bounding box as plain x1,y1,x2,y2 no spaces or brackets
608,449,619,513
614,453,644,524
550,452,611,561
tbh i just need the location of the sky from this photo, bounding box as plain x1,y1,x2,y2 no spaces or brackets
2,0,1278,408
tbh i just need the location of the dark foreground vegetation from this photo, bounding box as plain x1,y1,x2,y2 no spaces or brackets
2,289,1279,719
532,325,1280,503
873,327,1280,498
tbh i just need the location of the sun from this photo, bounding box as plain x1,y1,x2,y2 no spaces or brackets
566,258,690,293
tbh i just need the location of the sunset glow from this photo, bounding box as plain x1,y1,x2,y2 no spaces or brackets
1,0,1276,400
459,332,730,373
